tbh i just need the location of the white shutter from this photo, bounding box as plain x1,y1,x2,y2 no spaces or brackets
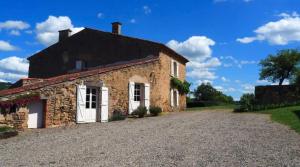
171,59,174,76
76,84,86,123
128,82,135,114
176,89,179,107
144,83,150,114
170,89,174,107
176,62,179,77
100,87,109,122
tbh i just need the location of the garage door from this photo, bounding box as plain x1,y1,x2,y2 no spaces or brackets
28,101,43,128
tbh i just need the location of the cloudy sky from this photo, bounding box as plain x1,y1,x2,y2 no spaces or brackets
0,0,299,100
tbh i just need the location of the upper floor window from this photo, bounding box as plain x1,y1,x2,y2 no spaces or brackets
76,60,86,70
171,60,179,77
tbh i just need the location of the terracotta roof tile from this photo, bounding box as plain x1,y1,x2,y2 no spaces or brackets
0,57,158,97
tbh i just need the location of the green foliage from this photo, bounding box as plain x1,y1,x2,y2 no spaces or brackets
170,77,190,94
132,106,147,118
238,93,255,112
0,82,12,91
259,49,300,85
149,106,162,116
292,70,300,85
110,109,126,121
193,83,234,104
0,126,13,132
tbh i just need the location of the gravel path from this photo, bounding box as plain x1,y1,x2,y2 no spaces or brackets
1,110,300,167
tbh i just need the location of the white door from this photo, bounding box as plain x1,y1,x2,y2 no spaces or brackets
28,101,43,128
85,87,98,122
132,83,142,111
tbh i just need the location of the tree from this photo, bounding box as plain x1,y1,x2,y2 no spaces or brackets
193,83,234,103
259,49,300,85
292,70,300,85
194,83,216,101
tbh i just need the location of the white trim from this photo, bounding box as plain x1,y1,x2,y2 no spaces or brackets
128,82,135,114
170,89,174,107
100,87,108,123
144,83,150,114
76,84,87,123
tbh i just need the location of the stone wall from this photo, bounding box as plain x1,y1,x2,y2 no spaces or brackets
158,52,187,112
1,53,187,129
11,107,28,130
255,85,300,105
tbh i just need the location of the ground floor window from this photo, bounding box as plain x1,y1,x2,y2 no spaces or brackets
171,89,179,107
134,84,141,101
86,88,97,109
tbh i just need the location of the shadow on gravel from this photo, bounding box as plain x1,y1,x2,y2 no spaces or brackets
293,110,300,120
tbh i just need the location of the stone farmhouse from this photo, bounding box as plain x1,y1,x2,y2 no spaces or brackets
0,22,188,130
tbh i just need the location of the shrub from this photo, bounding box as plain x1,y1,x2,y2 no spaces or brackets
132,106,147,118
239,93,255,112
110,109,126,121
149,106,162,116
170,77,191,94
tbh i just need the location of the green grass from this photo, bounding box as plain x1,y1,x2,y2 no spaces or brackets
186,104,236,111
0,126,13,132
257,106,300,134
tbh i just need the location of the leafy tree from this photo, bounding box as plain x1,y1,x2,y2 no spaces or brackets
239,93,255,111
193,83,234,103
194,83,216,101
292,70,300,85
259,49,300,85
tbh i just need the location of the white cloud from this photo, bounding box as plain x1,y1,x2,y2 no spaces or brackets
36,16,84,46
220,56,257,68
97,12,103,18
0,71,27,82
241,84,255,93
9,30,20,36
130,19,136,24
237,12,300,45
0,56,28,82
167,36,221,81
143,5,151,14
0,20,30,30
0,56,28,74
221,76,230,82
0,40,17,51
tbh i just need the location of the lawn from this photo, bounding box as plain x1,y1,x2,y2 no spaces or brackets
186,104,236,111
258,106,300,134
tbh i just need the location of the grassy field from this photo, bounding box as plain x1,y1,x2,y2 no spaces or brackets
186,104,236,111
257,106,300,134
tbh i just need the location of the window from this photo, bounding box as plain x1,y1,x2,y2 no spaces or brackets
76,60,86,70
86,88,97,109
173,89,178,107
172,60,179,77
134,84,141,101
171,89,179,107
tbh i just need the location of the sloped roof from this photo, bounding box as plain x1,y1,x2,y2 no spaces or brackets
0,57,158,97
28,28,189,63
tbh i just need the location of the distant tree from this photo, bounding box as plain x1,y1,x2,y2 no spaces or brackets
193,83,234,103
259,49,300,85
194,83,216,101
292,70,300,85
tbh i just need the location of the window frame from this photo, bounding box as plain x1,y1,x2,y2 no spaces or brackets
171,59,179,78
76,60,86,70
134,84,141,102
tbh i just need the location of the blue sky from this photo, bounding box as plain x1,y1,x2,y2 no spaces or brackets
0,0,300,100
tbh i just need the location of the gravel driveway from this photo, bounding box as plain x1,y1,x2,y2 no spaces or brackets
1,110,300,167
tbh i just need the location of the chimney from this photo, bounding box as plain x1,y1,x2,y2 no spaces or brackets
111,22,122,35
58,29,72,42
